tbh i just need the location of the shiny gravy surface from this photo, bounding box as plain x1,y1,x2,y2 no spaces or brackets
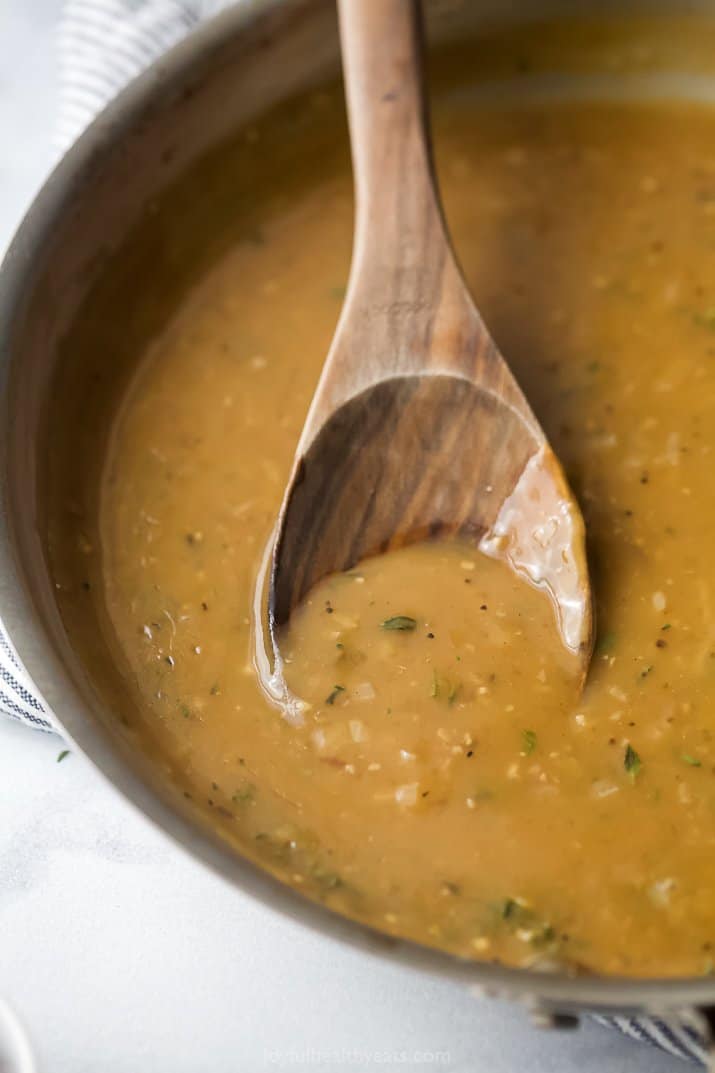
47,19,715,977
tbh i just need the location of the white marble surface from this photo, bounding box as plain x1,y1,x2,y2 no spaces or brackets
0,4,685,1071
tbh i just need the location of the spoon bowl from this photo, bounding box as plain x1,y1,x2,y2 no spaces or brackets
267,0,593,671
272,374,535,617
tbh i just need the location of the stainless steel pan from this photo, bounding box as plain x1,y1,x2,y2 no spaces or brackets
1,0,714,1052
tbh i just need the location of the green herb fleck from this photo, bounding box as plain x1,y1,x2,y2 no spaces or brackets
232,782,256,805
57,749,70,763
625,743,642,779
179,703,192,719
381,615,417,631
502,897,519,919
534,924,557,946
498,898,556,948
521,729,537,756
694,307,715,330
325,685,345,706
682,753,702,767
311,867,343,891
639,665,654,680
430,670,460,705
210,683,220,696
661,623,671,631
430,669,439,698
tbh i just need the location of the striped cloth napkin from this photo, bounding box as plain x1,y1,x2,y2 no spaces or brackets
0,1,709,1064
55,0,231,151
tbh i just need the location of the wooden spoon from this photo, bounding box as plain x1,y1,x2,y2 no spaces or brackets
266,0,593,673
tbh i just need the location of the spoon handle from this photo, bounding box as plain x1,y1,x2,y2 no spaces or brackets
313,0,481,427
337,0,439,243
339,0,468,296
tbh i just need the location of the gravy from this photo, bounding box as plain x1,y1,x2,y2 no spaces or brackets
47,21,715,977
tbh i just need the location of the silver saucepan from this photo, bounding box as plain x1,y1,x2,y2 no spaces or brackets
1,0,714,1053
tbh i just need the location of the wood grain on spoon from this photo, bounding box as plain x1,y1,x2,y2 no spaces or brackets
268,0,593,669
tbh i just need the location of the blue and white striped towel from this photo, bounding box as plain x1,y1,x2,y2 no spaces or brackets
0,1,710,1064
55,0,231,152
